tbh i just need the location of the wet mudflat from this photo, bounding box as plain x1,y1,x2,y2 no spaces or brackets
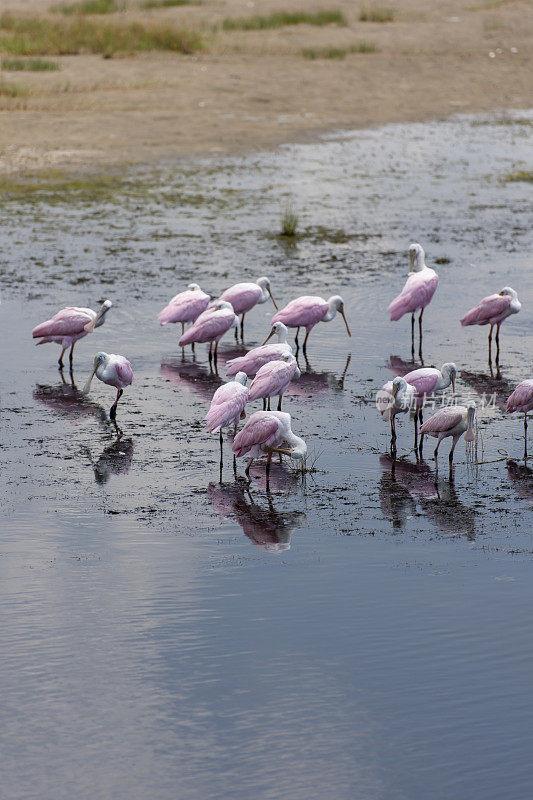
1,114,533,800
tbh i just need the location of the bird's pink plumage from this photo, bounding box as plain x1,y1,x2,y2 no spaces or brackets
419,407,463,434
205,383,248,432
506,380,533,413
219,284,262,315
460,294,510,327
388,271,439,321
179,308,235,346
226,343,290,378
158,291,209,326
402,367,440,398
248,360,296,401
232,413,281,457
32,307,92,339
272,296,328,329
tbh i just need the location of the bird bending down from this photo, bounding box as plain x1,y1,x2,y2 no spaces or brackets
83,352,133,419
402,363,457,450
419,403,476,469
32,300,112,369
218,276,278,339
460,286,521,366
506,379,533,459
271,295,351,353
178,300,237,367
248,352,300,411
205,372,249,471
232,410,307,479
225,321,293,378
157,283,211,342
378,376,416,449
387,244,439,360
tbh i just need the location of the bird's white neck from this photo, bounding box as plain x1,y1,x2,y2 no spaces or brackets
285,431,307,459
323,297,341,322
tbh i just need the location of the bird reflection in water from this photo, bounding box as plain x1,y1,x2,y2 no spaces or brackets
506,459,533,507
460,368,514,410
289,352,352,397
207,478,304,553
160,358,223,402
33,369,108,424
379,455,477,539
86,432,134,485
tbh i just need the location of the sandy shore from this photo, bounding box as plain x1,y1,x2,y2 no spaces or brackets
0,0,531,173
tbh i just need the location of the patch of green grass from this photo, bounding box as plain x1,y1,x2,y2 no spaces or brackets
222,10,347,32
51,0,124,14
0,171,133,203
0,79,28,96
280,201,298,236
504,170,533,183
472,116,533,127
359,6,396,22
302,41,377,58
1,57,61,71
0,13,203,55
141,0,198,8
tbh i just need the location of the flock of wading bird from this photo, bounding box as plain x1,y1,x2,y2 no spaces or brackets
31,243,531,479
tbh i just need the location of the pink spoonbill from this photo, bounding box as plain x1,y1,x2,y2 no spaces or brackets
387,243,439,360
378,376,416,449
205,371,249,470
218,277,277,339
32,300,112,369
83,352,133,420
460,286,521,366
233,410,307,480
158,283,210,343
402,363,457,449
178,300,237,368
248,352,300,411
271,294,351,353
225,321,292,378
419,403,476,470
506,379,533,459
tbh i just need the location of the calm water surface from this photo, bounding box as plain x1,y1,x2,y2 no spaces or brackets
1,113,533,800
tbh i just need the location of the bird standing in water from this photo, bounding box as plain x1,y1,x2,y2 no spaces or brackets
233,410,307,480
178,300,237,368
205,372,249,474
32,300,112,369
225,321,293,378
218,277,278,339
248,352,300,411
506,379,533,459
402,363,457,450
419,403,476,470
378,376,416,449
157,283,211,342
460,286,521,367
271,295,351,353
84,352,133,420
387,244,439,360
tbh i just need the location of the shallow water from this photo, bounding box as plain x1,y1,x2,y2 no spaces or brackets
1,113,533,800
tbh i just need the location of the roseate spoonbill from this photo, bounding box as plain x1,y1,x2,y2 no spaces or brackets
218,276,278,339
83,352,133,420
32,300,112,369
378,376,416,447
233,410,307,479
419,403,475,468
387,244,439,360
157,283,210,343
178,300,237,367
205,372,249,470
271,295,351,353
506,379,533,458
248,352,300,411
460,286,521,365
402,363,457,449
225,321,292,378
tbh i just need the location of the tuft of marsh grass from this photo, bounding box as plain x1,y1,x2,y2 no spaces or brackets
0,79,28,97
280,201,298,237
141,0,198,8
0,13,203,55
222,10,347,32
359,6,396,22
1,57,61,71
504,170,533,183
51,0,124,14
0,171,133,203
302,41,377,59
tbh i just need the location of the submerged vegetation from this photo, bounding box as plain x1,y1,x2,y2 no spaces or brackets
51,0,125,14
1,57,61,70
359,6,397,22
0,79,28,97
302,42,377,59
0,13,202,55
504,170,533,183
141,0,198,7
221,10,347,31
280,201,299,237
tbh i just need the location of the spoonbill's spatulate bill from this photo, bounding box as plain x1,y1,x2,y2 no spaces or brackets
32,300,112,369
218,277,277,339
419,403,476,467
461,286,521,365
248,352,300,411
271,295,351,353
205,372,249,471
506,379,533,458
387,243,438,360
84,352,133,420
158,283,211,339
232,410,307,479
178,300,238,367
225,322,293,378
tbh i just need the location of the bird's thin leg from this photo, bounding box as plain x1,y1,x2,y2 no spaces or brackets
191,342,196,355
524,412,528,461
495,323,501,366
267,397,271,411
58,347,66,369
245,458,253,481
219,430,223,482
433,437,442,462
208,341,213,367
233,422,237,437
240,313,245,340
233,454,237,477
302,329,310,355
414,413,419,451
234,325,238,342
110,388,123,420
277,394,282,411
449,436,459,465
181,322,184,337
418,308,424,362
69,342,75,369
263,398,267,411
213,341,219,370
295,327,300,348
411,313,415,361
488,324,493,366
266,452,272,490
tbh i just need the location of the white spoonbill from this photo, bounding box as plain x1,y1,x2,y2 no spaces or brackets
232,410,307,479
32,300,112,369
419,403,476,467
84,352,133,419
388,244,439,359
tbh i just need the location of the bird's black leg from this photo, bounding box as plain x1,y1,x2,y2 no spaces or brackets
495,323,501,366
277,395,282,411
266,452,272,490
240,313,245,340
411,313,415,361
58,347,66,369
181,322,184,337
418,308,424,362
263,398,267,411
524,413,528,461
267,397,271,411
245,458,253,481
234,325,238,342
110,388,123,420
208,342,213,368
488,324,493,367
414,412,419,451
302,329,310,356
219,430,223,482
213,341,219,370
69,342,75,369
295,327,300,349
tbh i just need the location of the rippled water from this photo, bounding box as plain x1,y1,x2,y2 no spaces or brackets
1,113,533,800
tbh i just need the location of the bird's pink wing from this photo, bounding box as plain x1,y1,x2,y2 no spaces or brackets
506,381,533,413
460,294,509,326
232,414,280,456
179,310,234,345
388,273,439,321
219,285,260,313
420,408,463,434
272,296,327,327
32,307,92,339
226,344,286,378
114,357,134,386
158,293,209,325
403,368,439,396
205,385,248,432
248,362,291,400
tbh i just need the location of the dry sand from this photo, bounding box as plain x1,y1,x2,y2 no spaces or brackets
0,0,531,173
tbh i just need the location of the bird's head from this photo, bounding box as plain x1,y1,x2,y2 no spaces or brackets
329,295,351,337
499,287,517,299
391,376,406,398
409,243,425,272
83,352,108,395
234,371,248,386
256,276,278,309
187,283,201,292
262,321,288,345
442,362,457,392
